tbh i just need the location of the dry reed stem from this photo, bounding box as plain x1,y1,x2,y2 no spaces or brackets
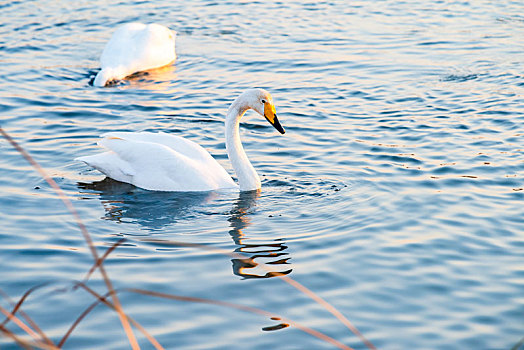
0,128,140,350
278,275,376,350
0,286,54,346
0,305,41,342
65,282,164,350
0,324,37,350
129,288,353,350
511,336,524,350
57,292,111,348
0,305,59,350
140,239,376,350
82,238,127,282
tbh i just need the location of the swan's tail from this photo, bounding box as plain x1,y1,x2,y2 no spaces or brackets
75,152,135,184
75,154,103,168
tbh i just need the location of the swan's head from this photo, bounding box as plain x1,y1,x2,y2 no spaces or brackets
244,88,285,134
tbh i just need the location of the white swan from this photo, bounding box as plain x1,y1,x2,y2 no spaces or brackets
76,89,285,192
93,23,176,87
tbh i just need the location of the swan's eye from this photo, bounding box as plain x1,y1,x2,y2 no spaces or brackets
261,99,266,104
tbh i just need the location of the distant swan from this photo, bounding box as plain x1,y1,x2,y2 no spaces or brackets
76,89,285,191
93,23,176,87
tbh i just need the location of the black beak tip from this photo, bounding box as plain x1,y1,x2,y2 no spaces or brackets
265,113,286,134
272,115,286,135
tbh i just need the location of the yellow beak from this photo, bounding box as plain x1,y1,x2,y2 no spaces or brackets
264,103,285,134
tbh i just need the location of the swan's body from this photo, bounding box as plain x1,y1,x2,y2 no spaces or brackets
77,132,237,191
76,89,285,192
93,23,176,87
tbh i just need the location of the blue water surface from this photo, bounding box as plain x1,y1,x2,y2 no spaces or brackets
0,0,523,349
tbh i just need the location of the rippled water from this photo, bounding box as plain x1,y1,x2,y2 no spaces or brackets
1,0,523,349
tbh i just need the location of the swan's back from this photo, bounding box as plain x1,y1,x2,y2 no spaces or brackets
94,23,176,86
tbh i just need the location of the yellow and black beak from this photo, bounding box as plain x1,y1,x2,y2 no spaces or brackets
264,102,285,134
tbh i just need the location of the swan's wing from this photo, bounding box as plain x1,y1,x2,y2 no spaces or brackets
79,135,236,191
101,132,216,164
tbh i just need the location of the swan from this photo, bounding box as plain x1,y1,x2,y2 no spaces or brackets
76,89,285,192
93,23,176,87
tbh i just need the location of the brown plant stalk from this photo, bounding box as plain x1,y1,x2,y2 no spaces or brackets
0,305,58,349
60,282,164,350
0,324,40,350
0,286,54,346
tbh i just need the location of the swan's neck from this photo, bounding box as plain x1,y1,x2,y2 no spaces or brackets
225,100,261,191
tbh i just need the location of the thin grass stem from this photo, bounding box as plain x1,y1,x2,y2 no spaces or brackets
511,336,524,350
0,286,54,347
0,305,55,348
0,324,36,350
67,282,164,350
82,238,127,283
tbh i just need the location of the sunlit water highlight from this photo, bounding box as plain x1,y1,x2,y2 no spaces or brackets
1,0,523,349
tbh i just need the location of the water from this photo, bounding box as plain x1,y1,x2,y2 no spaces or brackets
1,0,523,349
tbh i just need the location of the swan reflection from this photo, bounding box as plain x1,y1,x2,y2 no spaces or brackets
228,191,292,279
77,178,292,278
77,177,216,230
